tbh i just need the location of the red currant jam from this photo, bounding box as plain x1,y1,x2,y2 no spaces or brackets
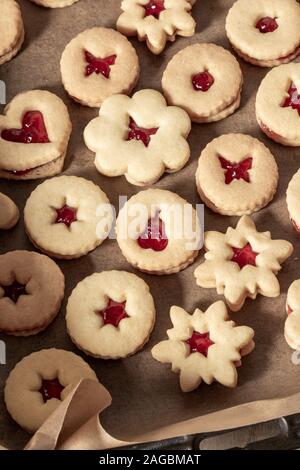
282,83,300,116
39,378,64,403
127,118,158,147
2,281,27,303
192,71,214,92
138,214,168,251
99,299,128,327
55,205,77,228
84,51,117,78
144,0,165,19
231,243,258,269
1,111,50,144
256,17,278,33
218,156,252,185
186,331,214,357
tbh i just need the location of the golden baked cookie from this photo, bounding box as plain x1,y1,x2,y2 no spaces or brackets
0,0,24,65
285,280,300,351
0,193,19,230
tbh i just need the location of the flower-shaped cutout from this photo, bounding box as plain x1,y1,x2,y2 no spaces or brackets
194,216,293,312
152,301,254,392
116,0,196,54
84,89,191,187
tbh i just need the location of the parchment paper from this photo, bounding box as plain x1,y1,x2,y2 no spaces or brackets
1,0,300,450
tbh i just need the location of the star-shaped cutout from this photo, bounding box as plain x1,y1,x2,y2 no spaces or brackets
55,204,77,228
282,82,300,116
218,156,252,185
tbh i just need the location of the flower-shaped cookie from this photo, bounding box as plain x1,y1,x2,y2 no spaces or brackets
0,193,19,230
285,280,300,350
194,216,293,312
116,0,196,55
152,301,255,392
84,89,191,186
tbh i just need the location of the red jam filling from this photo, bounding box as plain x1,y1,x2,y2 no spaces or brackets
39,378,64,403
186,331,214,357
192,71,214,92
144,0,165,18
231,243,258,269
218,156,252,185
292,219,300,234
287,305,293,315
2,281,27,303
99,299,128,327
127,118,158,147
138,214,168,251
256,17,278,33
1,111,50,144
55,205,77,227
84,51,117,78
6,168,32,176
282,83,300,116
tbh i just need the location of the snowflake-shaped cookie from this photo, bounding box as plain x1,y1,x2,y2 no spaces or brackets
116,0,196,54
194,216,293,312
151,301,254,392
84,89,191,186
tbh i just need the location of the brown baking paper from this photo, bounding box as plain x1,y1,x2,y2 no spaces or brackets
1,0,300,450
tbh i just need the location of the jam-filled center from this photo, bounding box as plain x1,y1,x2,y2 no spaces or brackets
84,51,117,78
1,111,50,144
218,156,252,185
1,281,27,303
282,83,300,116
186,331,214,357
127,118,158,147
231,243,258,269
256,17,278,33
144,0,165,18
138,214,168,252
55,204,77,228
99,299,128,327
39,378,64,403
192,71,214,92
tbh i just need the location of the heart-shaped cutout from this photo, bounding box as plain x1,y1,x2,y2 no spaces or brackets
1,111,50,144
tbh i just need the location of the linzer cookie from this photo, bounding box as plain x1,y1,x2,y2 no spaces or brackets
194,216,293,312
66,271,156,359
152,301,255,392
285,280,300,350
287,169,300,233
0,251,64,336
0,0,24,65
116,188,201,275
162,43,242,123
4,349,97,433
226,0,300,67
24,176,113,259
0,90,72,180
29,0,79,7
116,0,196,55
0,193,19,230
256,64,300,146
60,27,140,108
196,134,278,216
84,89,191,186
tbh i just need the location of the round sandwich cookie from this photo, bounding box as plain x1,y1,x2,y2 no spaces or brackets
0,193,19,230
0,0,24,65
29,0,79,7
151,301,255,392
196,134,279,216
83,89,191,187
225,0,300,67
4,349,98,433
116,0,197,55
256,63,300,146
194,215,293,312
60,27,140,108
0,90,72,180
116,188,201,275
66,271,156,359
24,176,113,259
0,251,65,336
286,169,300,233
162,43,243,123
285,280,300,350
